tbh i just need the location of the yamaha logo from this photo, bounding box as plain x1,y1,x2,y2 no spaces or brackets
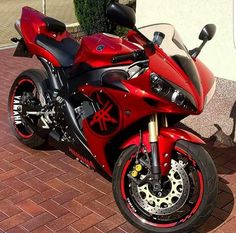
96,45,105,51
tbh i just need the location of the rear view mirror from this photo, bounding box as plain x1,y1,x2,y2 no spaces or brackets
199,24,216,41
106,2,136,29
189,24,216,58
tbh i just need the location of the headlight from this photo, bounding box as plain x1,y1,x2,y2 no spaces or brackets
150,72,196,111
150,74,171,96
171,90,185,106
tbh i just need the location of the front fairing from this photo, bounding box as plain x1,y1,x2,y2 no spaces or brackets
195,58,216,107
139,24,214,113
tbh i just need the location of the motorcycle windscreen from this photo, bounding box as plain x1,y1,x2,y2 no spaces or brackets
139,23,202,95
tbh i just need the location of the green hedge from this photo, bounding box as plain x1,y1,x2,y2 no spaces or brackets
73,0,136,36
73,0,115,35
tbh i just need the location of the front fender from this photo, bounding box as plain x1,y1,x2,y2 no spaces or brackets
121,127,205,176
159,128,205,175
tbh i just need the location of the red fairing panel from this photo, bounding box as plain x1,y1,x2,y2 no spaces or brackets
20,7,72,67
74,33,140,68
127,30,147,47
121,128,205,176
195,58,215,98
80,84,158,176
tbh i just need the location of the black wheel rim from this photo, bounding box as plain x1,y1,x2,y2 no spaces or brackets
10,78,40,139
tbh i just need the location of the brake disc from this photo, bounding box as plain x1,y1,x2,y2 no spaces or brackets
131,159,190,215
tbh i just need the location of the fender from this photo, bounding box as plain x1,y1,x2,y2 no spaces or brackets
121,127,205,176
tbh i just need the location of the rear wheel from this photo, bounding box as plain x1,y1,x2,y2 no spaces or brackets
113,141,218,233
8,69,49,148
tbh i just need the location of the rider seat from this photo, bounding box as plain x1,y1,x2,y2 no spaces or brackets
36,35,80,67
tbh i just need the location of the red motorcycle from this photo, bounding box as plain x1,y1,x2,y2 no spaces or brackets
8,3,218,233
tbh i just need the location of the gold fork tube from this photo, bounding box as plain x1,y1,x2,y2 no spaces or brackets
148,114,158,142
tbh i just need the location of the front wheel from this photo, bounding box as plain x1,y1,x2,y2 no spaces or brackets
112,141,218,233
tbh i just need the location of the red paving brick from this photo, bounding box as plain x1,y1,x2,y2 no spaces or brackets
57,226,79,233
83,226,104,233
40,199,69,218
0,212,30,231
52,188,81,205
46,212,78,232
21,212,55,232
6,226,28,233
3,177,30,192
108,228,127,233
8,188,38,204
217,217,236,233
0,200,21,216
63,200,92,218
85,200,116,218
96,214,126,232
70,213,104,232
31,225,53,233
0,47,235,233
17,199,45,217
46,178,72,192
0,187,17,200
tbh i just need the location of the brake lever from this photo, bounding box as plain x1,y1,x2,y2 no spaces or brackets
128,60,149,69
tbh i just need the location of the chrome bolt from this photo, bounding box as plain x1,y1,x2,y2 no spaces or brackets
164,163,168,167
164,153,169,158
157,192,162,197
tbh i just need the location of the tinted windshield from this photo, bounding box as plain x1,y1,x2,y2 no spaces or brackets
139,24,201,94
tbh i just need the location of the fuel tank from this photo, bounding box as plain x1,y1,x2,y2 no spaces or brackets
74,33,140,68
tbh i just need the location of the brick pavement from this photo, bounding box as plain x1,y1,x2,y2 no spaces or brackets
0,48,235,232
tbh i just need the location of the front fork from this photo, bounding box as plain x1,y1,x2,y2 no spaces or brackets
148,114,168,191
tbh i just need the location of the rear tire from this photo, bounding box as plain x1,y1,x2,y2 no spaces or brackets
8,69,49,148
112,141,218,233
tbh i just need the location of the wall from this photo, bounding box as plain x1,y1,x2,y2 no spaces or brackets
136,0,236,81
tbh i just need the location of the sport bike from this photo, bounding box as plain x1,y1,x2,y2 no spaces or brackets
8,3,218,233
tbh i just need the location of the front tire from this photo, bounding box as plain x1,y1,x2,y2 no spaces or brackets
112,141,218,233
8,69,49,148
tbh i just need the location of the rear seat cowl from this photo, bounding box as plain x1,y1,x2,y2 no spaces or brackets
42,17,66,33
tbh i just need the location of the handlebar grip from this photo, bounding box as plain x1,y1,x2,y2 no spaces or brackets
112,53,135,63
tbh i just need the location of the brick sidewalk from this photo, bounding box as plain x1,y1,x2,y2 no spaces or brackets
0,48,235,232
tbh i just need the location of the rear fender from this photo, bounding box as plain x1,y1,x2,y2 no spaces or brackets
120,127,205,176
13,38,33,58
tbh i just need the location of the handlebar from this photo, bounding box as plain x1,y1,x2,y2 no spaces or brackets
112,50,146,63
